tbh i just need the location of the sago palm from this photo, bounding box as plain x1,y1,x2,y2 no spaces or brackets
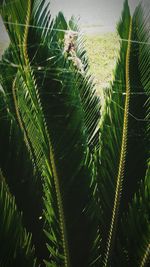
0,0,149,266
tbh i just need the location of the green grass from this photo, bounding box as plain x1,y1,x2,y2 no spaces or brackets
0,42,7,58
85,32,120,95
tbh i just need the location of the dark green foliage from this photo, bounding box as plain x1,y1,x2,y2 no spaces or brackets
0,171,37,267
0,48,48,263
95,2,131,264
94,1,150,265
0,0,149,266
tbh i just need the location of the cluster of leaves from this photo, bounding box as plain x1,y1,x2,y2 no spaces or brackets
0,0,149,266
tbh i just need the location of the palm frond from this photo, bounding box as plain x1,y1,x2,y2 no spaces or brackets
116,163,150,266
1,0,100,266
112,3,150,265
95,1,131,265
133,0,150,134
68,16,101,150
0,170,37,266
0,17,48,267
120,0,149,214
30,5,101,152
95,0,149,265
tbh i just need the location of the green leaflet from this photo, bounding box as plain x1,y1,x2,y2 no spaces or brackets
4,0,97,265
117,163,150,267
0,170,37,266
18,1,70,265
140,243,150,267
49,142,70,267
103,17,132,267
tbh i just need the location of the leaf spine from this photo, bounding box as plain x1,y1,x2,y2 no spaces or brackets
103,18,132,267
140,243,150,267
22,1,70,265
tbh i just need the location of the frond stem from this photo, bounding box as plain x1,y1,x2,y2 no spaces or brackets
49,143,70,267
103,18,132,267
22,1,70,265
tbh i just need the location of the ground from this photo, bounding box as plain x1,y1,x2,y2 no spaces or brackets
85,32,120,95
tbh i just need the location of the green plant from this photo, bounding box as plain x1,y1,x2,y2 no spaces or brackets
0,0,149,266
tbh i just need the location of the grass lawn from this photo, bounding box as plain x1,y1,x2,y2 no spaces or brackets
85,32,120,95
0,42,8,58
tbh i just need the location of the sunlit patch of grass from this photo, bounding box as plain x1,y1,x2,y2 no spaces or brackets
85,32,120,95
0,42,9,59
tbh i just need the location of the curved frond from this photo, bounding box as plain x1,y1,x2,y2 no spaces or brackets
1,0,100,266
95,0,149,265
95,1,131,265
116,163,150,266
0,8,48,266
0,170,37,266
134,1,150,134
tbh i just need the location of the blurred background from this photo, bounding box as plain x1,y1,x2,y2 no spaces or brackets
50,0,140,33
